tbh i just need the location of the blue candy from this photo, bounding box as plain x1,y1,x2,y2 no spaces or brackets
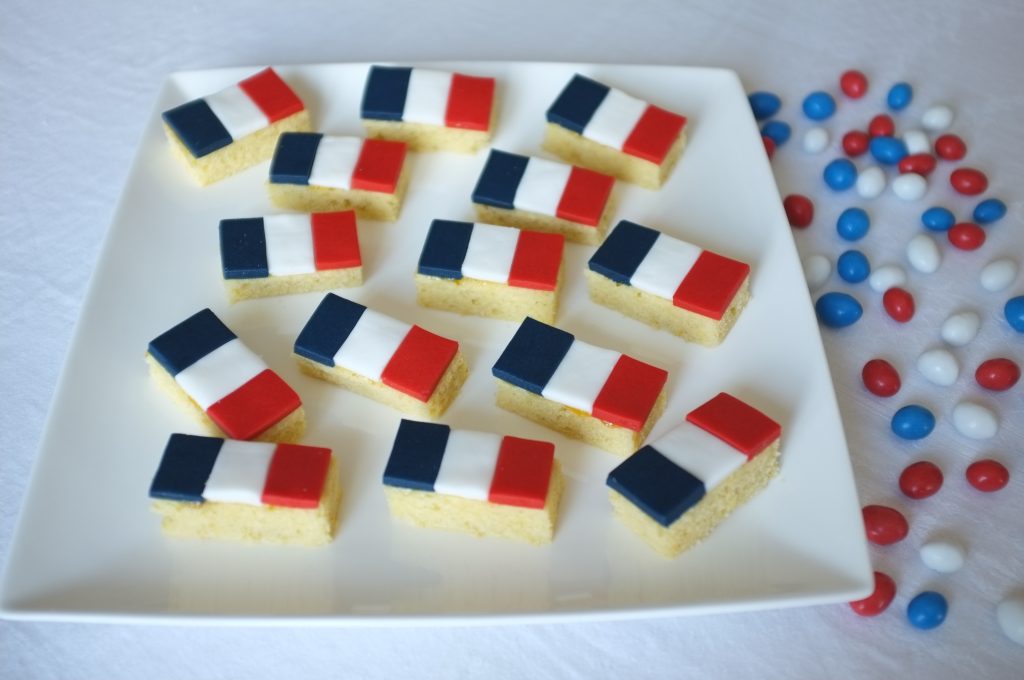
823,158,857,190
760,120,791,146
887,82,913,111
837,250,871,283
907,591,948,630
921,206,956,231
837,207,870,241
814,292,863,328
1005,296,1024,333
802,91,836,120
748,91,781,120
869,136,908,165
973,198,1007,225
891,405,935,440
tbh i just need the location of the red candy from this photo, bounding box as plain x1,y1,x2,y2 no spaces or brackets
862,504,909,545
975,358,1021,391
783,194,814,228
900,461,943,499
883,287,915,323
950,167,988,195
762,135,776,159
948,222,986,250
850,571,896,617
868,114,895,138
842,130,870,157
934,133,967,160
898,153,937,176
862,359,901,397
966,459,1009,492
840,70,869,99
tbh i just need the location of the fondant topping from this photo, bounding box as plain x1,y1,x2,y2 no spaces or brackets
541,340,622,413
461,223,520,284
362,65,495,131
203,439,277,506
607,445,706,527
174,337,267,410
221,212,361,280
270,133,406,194
489,436,555,509
686,392,781,457
148,308,236,376
432,430,504,501
333,307,412,381
204,85,269,142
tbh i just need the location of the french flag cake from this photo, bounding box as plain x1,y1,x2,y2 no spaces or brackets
415,219,565,323
492,317,668,456
161,67,312,185
293,293,468,420
606,392,781,557
543,73,688,189
382,420,564,544
471,149,616,245
146,309,305,443
361,65,497,153
219,210,363,302
587,220,751,346
268,132,409,222
149,433,341,545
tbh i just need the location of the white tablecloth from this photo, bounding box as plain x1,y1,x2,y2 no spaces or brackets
2,1,1022,677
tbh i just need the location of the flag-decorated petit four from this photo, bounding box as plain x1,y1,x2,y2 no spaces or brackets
606,392,781,557
471,149,616,245
161,67,312,185
361,65,497,152
491,317,668,456
382,420,564,544
543,73,688,189
587,220,751,346
415,219,565,323
149,434,341,545
293,293,467,420
219,211,363,302
268,133,409,222
146,309,305,443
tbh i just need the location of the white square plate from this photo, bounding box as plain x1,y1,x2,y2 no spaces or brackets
0,62,871,624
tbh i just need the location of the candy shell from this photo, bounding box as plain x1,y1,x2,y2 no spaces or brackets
863,504,909,545
850,572,897,617
997,597,1024,646
868,114,895,138
950,167,988,195
921,206,955,232
761,120,791,146
973,198,1007,225
887,82,913,111
870,136,908,165
837,207,870,241
898,153,936,176
948,222,986,251
903,129,930,155
952,401,998,439
824,158,857,190
975,358,1020,391
891,404,935,440
907,234,941,274
966,459,1009,492
749,91,782,120
869,264,908,293
980,258,1018,292
908,591,948,630
815,292,863,328
920,539,965,573
934,133,967,160
762,135,776,158
941,311,981,346
843,130,870,156
783,194,814,228
802,92,836,120
856,165,887,199
863,359,901,397
892,173,928,201
840,70,868,99
883,287,915,322
802,253,832,291
1005,296,1024,333
917,348,960,387
802,126,830,153
837,249,871,283
900,461,942,499
921,104,954,131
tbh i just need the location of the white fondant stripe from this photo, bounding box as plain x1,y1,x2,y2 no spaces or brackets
432,430,503,501
651,422,747,490
174,338,268,410
461,223,520,283
514,157,572,217
542,339,621,413
583,87,648,151
204,85,269,141
333,308,412,381
263,214,316,276
202,439,277,506
403,69,453,127
629,233,703,300
307,136,363,190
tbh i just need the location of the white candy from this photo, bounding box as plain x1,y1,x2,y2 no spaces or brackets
921,104,955,132
941,311,981,346
980,257,1018,292
997,597,1024,646
920,539,965,573
903,129,931,155
918,348,960,386
856,165,886,199
802,253,831,291
869,264,908,293
892,173,928,201
907,234,941,274
802,126,829,153
952,401,998,439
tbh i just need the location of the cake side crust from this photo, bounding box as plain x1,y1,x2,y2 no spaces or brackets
267,162,409,222
414,267,561,325
225,267,363,303
473,194,616,246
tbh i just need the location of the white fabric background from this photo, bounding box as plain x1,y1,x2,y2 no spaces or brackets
2,1,1022,677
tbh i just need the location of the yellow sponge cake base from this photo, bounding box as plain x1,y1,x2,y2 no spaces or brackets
414,268,561,325
474,192,615,246
225,267,363,304
364,107,496,153
268,164,409,222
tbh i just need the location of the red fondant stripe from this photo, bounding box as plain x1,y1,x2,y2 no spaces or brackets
488,436,554,509
445,74,495,131
672,251,750,320
591,355,668,432
206,369,302,441
622,105,687,164
381,325,459,402
686,392,781,458
351,139,407,193
507,230,564,291
261,443,331,508
555,166,615,227
238,68,305,123
311,211,362,270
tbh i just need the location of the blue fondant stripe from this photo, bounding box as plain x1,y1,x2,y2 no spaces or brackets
545,74,610,134
472,149,529,210
382,419,450,491
606,445,707,527
417,219,474,279
269,132,322,185
149,433,224,503
293,293,367,367
162,99,234,158
148,308,236,376
492,317,574,394
361,65,412,122
588,220,661,284
220,218,269,279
